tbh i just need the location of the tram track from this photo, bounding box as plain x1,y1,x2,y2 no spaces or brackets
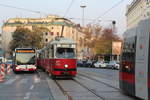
54,80,73,100
36,70,55,100
54,78,106,100
72,78,106,100
78,73,120,91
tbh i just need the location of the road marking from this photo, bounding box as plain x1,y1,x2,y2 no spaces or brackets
4,79,16,85
20,79,28,84
30,85,34,90
24,92,31,100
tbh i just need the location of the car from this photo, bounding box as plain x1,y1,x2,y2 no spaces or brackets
94,61,107,68
5,60,13,68
107,61,120,69
77,60,83,67
81,59,92,67
91,60,97,67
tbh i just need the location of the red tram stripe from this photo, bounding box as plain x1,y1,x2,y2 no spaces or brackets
148,78,150,88
120,72,135,84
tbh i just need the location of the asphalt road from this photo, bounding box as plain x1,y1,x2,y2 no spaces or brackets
0,68,136,100
0,71,53,100
78,67,119,82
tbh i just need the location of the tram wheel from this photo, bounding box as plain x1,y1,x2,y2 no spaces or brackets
51,75,56,79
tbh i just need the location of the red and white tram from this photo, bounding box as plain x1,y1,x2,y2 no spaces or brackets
120,18,150,99
37,36,77,78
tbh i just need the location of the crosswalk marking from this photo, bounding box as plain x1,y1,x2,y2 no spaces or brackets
30,85,34,90
4,79,16,85
20,79,28,84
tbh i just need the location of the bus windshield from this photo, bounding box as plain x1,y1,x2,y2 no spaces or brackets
16,53,35,65
56,48,75,58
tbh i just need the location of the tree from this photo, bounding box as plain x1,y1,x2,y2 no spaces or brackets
96,28,121,54
9,27,32,51
83,24,122,55
9,26,47,54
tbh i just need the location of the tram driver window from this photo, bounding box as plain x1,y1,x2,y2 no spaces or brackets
56,48,75,58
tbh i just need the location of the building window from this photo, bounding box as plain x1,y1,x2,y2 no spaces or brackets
51,32,54,35
45,39,48,42
45,32,48,35
52,27,54,29
72,30,74,34
57,32,59,36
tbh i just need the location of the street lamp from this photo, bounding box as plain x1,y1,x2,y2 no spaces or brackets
80,4,86,27
111,20,116,61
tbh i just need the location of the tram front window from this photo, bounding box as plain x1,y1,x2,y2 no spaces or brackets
56,48,75,58
16,53,35,65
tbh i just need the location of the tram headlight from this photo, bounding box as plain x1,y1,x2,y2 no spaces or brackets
64,64,68,68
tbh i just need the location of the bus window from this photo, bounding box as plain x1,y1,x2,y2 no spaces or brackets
16,52,35,65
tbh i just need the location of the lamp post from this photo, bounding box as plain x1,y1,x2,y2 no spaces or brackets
80,4,86,27
111,20,116,61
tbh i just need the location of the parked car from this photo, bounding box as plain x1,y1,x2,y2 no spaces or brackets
107,61,120,69
81,60,92,67
91,60,97,67
94,61,107,68
5,60,13,68
77,60,83,67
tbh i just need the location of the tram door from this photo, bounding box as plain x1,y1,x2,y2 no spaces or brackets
135,30,149,99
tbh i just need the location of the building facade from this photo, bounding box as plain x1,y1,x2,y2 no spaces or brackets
126,0,150,29
2,15,85,58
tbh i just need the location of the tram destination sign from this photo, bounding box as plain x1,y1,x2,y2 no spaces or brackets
57,44,76,48
16,49,35,53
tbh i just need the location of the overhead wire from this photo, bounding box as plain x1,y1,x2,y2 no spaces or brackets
0,3,45,14
93,0,125,23
63,0,74,17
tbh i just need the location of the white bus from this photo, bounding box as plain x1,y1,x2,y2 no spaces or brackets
12,48,37,73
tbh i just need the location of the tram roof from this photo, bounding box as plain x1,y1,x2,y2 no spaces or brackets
49,37,76,45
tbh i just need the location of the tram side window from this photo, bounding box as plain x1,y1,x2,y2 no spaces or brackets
45,50,49,59
122,47,135,61
41,52,44,59
39,53,42,59
122,37,136,62
47,50,49,58
48,47,52,58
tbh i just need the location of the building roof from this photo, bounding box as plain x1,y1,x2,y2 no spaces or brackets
49,37,76,45
3,15,76,27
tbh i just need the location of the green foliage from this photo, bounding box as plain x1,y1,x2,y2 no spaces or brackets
9,26,47,53
83,24,122,55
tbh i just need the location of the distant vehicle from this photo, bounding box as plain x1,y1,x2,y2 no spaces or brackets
80,59,92,67
36,37,77,78
12,48,37,73
107,61,120,69
77,60,83,67
94,61,107,68
85,60,92,67
5,60,13,67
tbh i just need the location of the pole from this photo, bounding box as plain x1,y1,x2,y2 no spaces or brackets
61,25,64,37
82,7,84,27
111,21,116,61
80,5,86,27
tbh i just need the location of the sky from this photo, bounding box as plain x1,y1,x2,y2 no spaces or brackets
0,0,132,35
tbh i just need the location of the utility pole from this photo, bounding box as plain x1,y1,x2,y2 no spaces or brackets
80,4,86,27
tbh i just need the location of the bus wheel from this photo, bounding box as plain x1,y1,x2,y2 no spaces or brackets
13,70,18,74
